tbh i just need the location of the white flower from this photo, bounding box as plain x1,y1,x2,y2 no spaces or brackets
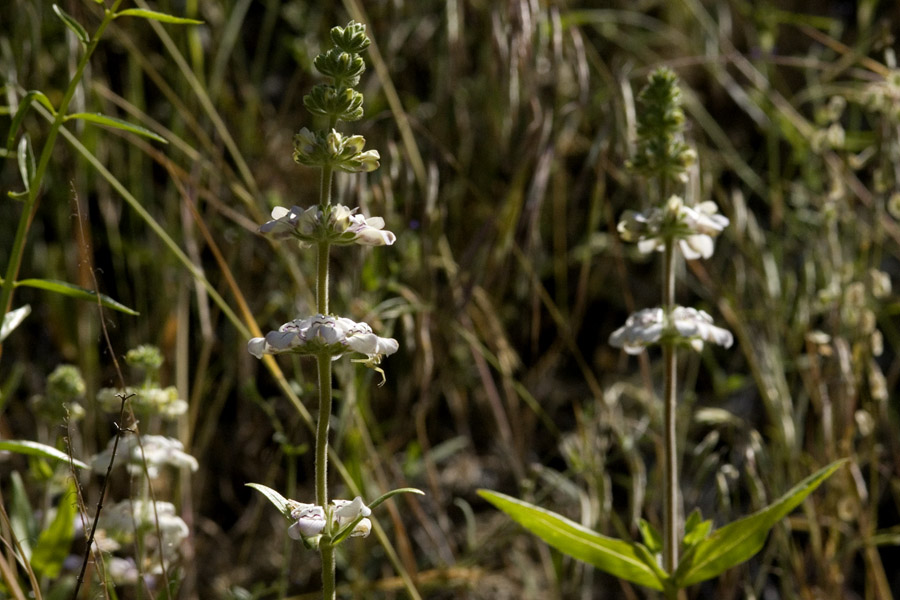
91,434,198,478
287,497,372,542
609,306,733,354
618,196,729,260
258,203,395,247
248,314,398,362
99,500,189,574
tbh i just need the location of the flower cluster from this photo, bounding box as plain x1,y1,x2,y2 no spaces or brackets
259,203,395,247
97,500,190,578
609,306,734,354
91,434,199,478
97,385,187,419
287,496,372,545
248,314,398,361
293,128,380,172
618,196,729,260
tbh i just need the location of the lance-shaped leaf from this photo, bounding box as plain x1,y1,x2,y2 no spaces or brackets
52,4,90,44
246,483,293,519
674,459,846,586
11,278,139,315
478,490,665,590
114,8,203,25
17,135,35,194
6,90,56,151
64,113,167,144
0,440,89,470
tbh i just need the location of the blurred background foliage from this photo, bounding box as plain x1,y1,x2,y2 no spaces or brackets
2,0,900,598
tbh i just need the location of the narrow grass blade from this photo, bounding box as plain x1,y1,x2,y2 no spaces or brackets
478,490,665,590
368,487,425,510
64,112,167,144
14,278,139,315
52,4,90,44
675,459,847,586
115,8,203,25
0,441,89,469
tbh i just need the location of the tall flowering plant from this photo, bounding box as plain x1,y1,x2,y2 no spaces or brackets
480,68,844,596
245,22,421,599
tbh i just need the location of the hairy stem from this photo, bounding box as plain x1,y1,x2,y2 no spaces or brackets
662,237,679,574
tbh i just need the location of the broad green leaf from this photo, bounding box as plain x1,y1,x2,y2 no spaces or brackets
0,304,31,342
64,113,167,144
52,4,90,44
246,483,293,518
478,489,665,591
675,459,846,587
30,480,78,578
114,8,203,25
17,134,35,193
368,487,424,510
6,90,55,151
14,279,139,315
0,440,89,470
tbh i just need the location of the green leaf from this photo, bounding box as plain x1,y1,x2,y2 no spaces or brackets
368,487,424,510
114,8,203,25
17,134,35,193
0,440,89,470
14,279,139,315
638,518,662,554
682,508,712,551
674,459,846,587
6,90,55,151
478,489,665,591
246,483,293,518
52,4,90,44
0,304,31,343
30,480,78,578
63,112,167,144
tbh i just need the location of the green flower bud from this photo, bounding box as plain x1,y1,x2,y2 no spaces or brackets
303,84,364,122
314,48,365,87
330,21,371,54
125,344,164,371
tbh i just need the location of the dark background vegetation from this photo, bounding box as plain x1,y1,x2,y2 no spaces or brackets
2,0,900,598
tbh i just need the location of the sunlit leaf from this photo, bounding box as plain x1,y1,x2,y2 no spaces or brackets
6,90,55,151
17,134,35,193
246,483,293,518
52,4,90,44
478,489,666,590
0,440,89,470
30,480,78,578
638,518,662,554
64,112,167,144
0,304,31,342
14,278,139,315
674,459,846,586
114,8,203,25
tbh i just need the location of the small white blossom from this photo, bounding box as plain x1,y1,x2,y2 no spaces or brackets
248,314,398,370
258,203,395,247
618,196,729,260
287,497,372,542
99,500,189,574
91,434,198,478
97,386,187,419
609,306,733,354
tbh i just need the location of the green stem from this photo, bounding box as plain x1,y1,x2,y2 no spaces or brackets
0,1,124,350
662,237,679,574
